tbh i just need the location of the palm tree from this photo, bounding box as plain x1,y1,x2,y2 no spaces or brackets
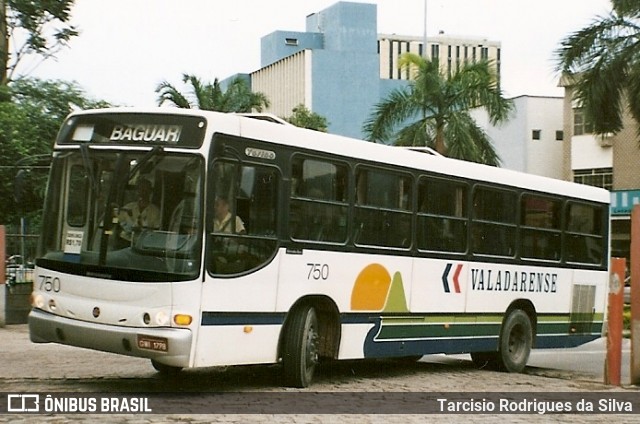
555,0,640,135
363,53,513,166
155,74,270,113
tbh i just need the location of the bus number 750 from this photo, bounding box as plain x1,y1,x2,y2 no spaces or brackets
39,275,61,292
307,263,329,281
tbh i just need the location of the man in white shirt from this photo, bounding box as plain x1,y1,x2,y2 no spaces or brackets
213,196,245,234
119,178,161,243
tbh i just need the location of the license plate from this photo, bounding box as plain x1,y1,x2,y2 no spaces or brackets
137,335,168,352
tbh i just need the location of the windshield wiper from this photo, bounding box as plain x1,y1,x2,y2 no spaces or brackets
80,144,99,195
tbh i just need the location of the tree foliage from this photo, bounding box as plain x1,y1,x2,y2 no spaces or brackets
156,74,270,113
1,0,78,85
363,53,512,166
284,104,329,132
0,78,109,227
555,0,640,136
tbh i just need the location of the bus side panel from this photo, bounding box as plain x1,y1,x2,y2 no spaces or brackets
193,253,281,367
463,263,574,315
276,249,414,360
171,279,206,368
410,258,467,314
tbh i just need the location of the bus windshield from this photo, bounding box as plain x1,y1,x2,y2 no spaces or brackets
38,149,204,282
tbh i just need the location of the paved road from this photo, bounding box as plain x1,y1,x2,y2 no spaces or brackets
429,337,632,384
0,324,638,423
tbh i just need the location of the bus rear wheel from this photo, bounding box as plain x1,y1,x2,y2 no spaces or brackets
282,305,319,388
497,309,532,373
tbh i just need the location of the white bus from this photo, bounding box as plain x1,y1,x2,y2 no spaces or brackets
29,108,610,387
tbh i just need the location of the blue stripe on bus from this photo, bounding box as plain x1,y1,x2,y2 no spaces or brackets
201,312,377,326
534,334,601,349
201,312,286,326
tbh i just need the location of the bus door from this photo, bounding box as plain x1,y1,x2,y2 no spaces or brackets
197,160,281,365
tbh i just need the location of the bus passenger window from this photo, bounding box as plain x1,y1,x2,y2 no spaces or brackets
565,202,604,265
354,168,412,249
417,177,467,253
471,187,516,257
520,195,561,261
213,196,245,234
209,162,279,276
290,157,348,243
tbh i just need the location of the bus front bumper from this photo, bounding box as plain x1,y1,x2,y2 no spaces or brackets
28,308,192,368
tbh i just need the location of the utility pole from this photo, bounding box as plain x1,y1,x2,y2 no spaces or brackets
423,0,428,58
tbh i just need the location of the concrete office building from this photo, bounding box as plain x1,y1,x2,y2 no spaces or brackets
560,78,640,261
250,1,500,140
470,95,565,179
378,33,500,82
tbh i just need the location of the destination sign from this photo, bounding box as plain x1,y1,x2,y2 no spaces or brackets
109,124,182,143
58,113,207,148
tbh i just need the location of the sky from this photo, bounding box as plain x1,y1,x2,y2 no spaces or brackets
22,0,613,107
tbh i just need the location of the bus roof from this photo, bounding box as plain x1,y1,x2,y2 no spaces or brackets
67,108,610,205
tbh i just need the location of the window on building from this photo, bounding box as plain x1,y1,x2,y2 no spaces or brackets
573,168,612,191
431,44,439,61
555,130,564,141
573,108,593,135
532,129,541,140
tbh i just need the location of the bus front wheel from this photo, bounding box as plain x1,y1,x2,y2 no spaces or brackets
151,359,182,376
497,309,532,373
282,305,319,388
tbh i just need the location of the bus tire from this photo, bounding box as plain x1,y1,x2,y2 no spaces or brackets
497,309,532,373
151,359,182,376
282,305,319,388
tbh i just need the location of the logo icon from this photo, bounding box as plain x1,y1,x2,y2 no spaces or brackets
7,394,40,412
442,263,463,293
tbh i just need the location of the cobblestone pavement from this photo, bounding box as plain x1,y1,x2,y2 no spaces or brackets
1,325,638,423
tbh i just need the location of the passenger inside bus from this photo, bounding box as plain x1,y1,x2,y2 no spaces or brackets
118,178,161,246
213,196,246,234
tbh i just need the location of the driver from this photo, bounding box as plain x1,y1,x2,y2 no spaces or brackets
119,178,161,243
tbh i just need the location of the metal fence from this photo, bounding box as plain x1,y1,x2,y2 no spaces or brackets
5,231,38,284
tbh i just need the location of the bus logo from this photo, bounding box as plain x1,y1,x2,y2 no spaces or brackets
442,263,463,293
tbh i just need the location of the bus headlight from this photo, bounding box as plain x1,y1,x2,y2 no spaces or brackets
155,311,170,326
32,294,45,309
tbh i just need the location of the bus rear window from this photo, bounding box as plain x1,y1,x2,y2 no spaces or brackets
565,202,605,265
